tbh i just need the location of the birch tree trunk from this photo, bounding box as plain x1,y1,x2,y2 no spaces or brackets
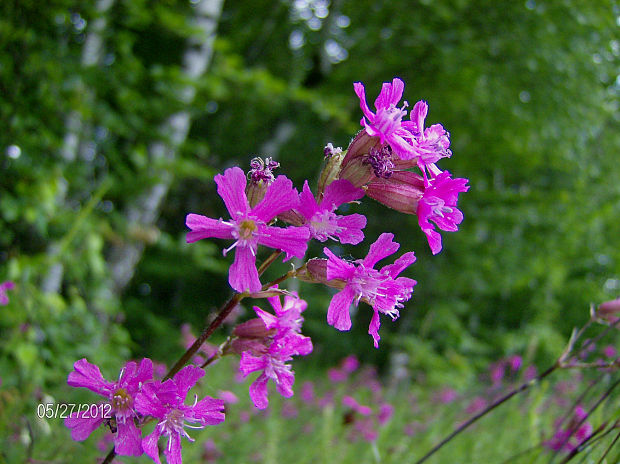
107,0,225,292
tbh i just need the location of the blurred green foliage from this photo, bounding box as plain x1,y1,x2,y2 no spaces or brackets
0,0,619,460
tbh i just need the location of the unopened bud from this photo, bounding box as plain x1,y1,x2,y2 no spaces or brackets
597,297,620,323
365,171,425,214
296,258,347,290
338,131,381,188
318,146,345,201
233,318,272,339
246,157,280,207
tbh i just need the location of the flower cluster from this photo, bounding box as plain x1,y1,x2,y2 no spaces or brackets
65,359,224,463
67,77,469,461
236,291,313,409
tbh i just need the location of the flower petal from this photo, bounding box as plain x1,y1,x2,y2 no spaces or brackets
141,428,162,464
114,420,143,456
321,179,365,211
249,373,270,409
296,180,319,220
362,233,399,268
327,285,355,331
173,365,205,400
64,414,104,441
252,175,300,222
215,167,250,218
258,225,309,261
67,358,114,397
163,433,183,464
229,246,261,293
185,214,234,243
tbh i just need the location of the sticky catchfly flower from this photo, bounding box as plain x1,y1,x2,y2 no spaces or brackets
409,100,452,179
353,78,416,160
186,167,310,293
417,171,469,255
323,233,417,347
135,365,225,464
239,291,313,409
297,179,366,244
65,358,153,456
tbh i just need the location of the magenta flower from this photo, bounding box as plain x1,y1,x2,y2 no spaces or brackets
297,179,366,244
65,358,153,456
545,405,593,453
353,78,416,160
323,233,417,347
417,171,469,255
186,167,309,293
135,365,225,464
239,291,313,409
409,100,452,178
0,281,15,305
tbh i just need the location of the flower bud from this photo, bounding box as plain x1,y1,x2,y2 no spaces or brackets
317,144,345,201
597,297,620,323
233,318,273,339
296,258,347,289
365,171,425,214
338,131,382,188
245,157,279,207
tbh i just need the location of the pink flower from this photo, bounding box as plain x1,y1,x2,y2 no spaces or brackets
135,365,225,464
545,405,592,453
65,358,153,456
342,395,372,416
417,171,469,255
0,281,15,305
297,179,366,244
186,167,309,293
323,233,416,347
239,292,313,409
353,78,416,160
409,100,452,178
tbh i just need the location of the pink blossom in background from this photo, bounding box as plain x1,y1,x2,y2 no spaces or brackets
65,358,153,456
202,438,222,462
508,355,522,372
186,167,309,293
544,405,593,453
490,361,506,386
603,345,617,358
328,368,348,383
300,381,315,404
324,233,417,347
377,403,394,425
281,401,299,418
434,388,458,404
465,396,487,415
353,77,416,160
417,171,469,255
217,390,239,404
0,281,15,305
341,355,360,373
297,179,366,244
342,395,372,416
135,365,225,464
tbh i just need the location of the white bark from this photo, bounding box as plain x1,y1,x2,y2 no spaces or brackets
108,0,225,291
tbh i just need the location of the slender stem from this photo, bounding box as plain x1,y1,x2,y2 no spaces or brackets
258,250,282,276
164,292,245,380
595,424,620,464
557,376,620,464
414,363,559,464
